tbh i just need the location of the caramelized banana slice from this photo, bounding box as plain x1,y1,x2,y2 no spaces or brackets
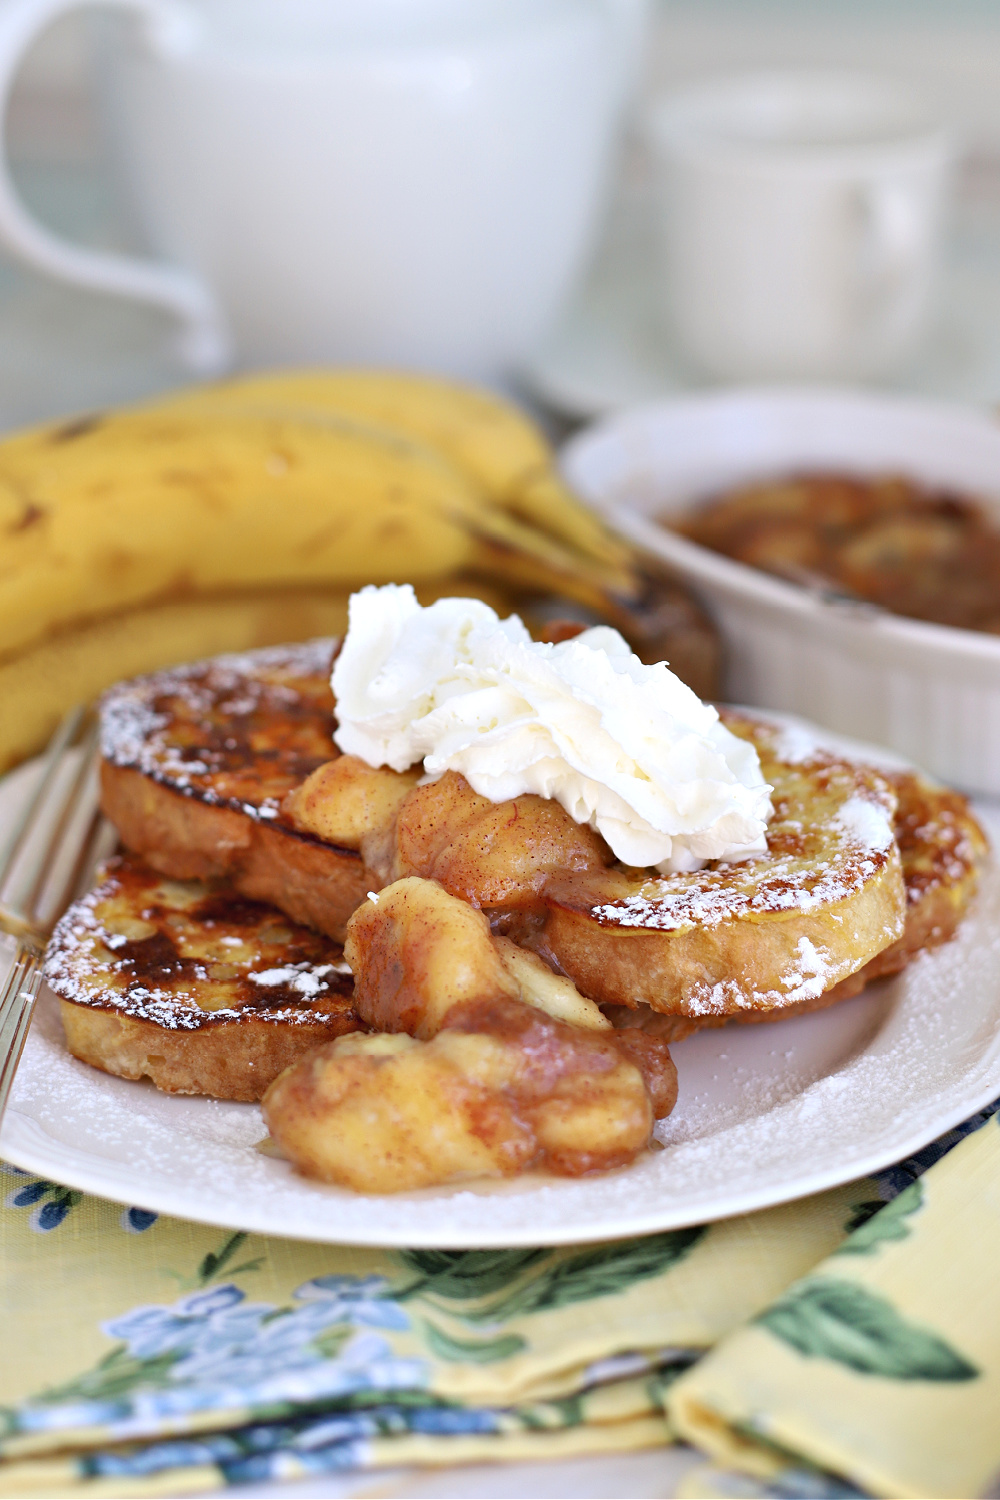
344,875,519,1036
263,1009,655,1193
284,754,420,878
263,877,676,1192
286,754,613,908
393,770,612,907
493,936,610,1031
341,876,611,1035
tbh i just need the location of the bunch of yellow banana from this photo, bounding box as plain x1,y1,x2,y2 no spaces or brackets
0,370,714,770
154,369,634,587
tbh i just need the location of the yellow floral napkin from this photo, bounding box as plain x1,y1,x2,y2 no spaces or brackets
669,1108,1000,1500
2,1101,998,1498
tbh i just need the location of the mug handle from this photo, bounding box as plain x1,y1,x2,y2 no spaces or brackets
851,180,930,319
0,0,231,371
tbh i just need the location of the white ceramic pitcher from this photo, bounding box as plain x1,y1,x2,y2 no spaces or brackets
0,0,648,376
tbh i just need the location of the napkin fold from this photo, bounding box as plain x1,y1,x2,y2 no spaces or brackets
668,1104,1000,1500
2,1103,998,1498
0,1162,867,1497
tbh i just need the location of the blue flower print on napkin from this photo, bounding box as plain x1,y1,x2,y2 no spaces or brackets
2,1164,157,1234
9,1276,428,1444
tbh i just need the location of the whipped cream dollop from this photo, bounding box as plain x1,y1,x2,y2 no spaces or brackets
332,584,773,873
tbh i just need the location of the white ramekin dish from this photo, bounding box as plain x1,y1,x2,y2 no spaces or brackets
560,388,1000,796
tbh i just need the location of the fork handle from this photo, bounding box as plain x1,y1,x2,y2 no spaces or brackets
0,945,42,1125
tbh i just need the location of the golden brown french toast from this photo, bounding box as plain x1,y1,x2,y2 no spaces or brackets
44,854,366,1101
100,644,982,1025
535,712,909,1020
647,761,988,1040
99,639,371,942
796,765,987,1006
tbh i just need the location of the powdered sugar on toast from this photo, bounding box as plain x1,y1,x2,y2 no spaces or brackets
100,639,338,821
45,855,358,1032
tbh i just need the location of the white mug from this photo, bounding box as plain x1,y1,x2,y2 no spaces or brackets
0,0,645,377
645,72,954,382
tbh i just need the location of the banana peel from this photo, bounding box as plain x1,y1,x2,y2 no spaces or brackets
0,395,639,659
0,408,484,658
0,370,717,768
150,369,636,584
0,576,516,774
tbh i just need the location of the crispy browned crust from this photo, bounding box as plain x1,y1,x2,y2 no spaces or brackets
98,639,372,942
100,762,370,942
45,855,367,1101
866,770,987,969
541,714,908,1020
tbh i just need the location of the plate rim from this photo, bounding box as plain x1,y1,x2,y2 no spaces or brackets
5,1058,1000,1248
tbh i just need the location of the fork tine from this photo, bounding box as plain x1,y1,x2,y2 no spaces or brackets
0,947,35,1047
69,812,119,908
0,947,38,1051
0,710,111,1129
0,706,85,883
2,717,101,930
0,948,42,1121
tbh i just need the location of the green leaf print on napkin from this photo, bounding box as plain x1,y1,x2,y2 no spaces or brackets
163,1230,267,1291
399,1230,705,1323
399,1250,548,1304
839,1181,924,1255
422,1323,527,1363
758,1279,979,1381
195,1231,265,1286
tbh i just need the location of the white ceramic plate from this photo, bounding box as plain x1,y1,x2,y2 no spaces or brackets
2,755,1000,1248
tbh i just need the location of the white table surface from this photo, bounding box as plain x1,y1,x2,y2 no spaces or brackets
199,1447,704,1500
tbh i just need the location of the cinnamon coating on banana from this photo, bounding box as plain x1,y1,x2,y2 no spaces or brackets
263,877,676,1193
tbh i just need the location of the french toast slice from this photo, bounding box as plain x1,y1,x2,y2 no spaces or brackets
100,643,980,1026
44,854,366,1100
637,763,988,1040
801,765,987,1003
99,639,372,942
537,711,909,1020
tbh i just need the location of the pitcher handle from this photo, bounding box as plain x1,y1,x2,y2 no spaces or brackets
0,0,231,371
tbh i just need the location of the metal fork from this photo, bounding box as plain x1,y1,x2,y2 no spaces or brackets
0,708,117,1126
